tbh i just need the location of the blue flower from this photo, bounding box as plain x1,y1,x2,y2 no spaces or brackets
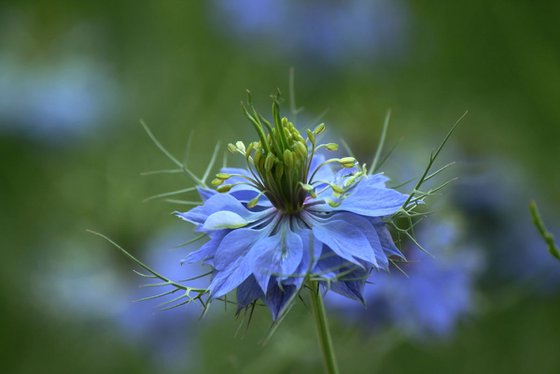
453,160,560,293
176,95,408,319
0,23,120,144
210,0,409,67
327,217,483,338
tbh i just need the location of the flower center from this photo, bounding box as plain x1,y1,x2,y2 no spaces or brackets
213,92,363,214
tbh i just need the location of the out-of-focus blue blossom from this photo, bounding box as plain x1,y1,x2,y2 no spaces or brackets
35,229,210,371
116,229,212,371
453,159,560,293
327,216,484,339
211,0,410,66
0,57,120,142
0,15,120,143
35,236,129,320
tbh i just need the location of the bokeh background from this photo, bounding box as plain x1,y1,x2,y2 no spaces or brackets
1,1,559,373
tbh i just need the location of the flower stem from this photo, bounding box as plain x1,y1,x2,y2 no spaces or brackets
309,282,339,374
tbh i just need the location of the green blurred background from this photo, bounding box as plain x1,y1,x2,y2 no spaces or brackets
1,1,559,373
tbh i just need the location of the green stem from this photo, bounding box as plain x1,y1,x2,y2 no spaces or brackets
309,282,339,374
529,200,560,260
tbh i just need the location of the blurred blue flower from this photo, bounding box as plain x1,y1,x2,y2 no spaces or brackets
116,229,212,371
211,0,409,66
453,160,560,293
0,57,119,142
37,229,210,371
327,217,483,339
0,17,121,143
177,99,408,320
36,237,128,320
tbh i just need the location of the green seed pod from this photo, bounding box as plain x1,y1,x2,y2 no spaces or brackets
306,129,315,145
330,184,345,194
325,143,339,151
217,184,233,193
344,172,363,189
293,127,305,142
236,141,246,153
254,149,263,168
227,143,237,153
294,141,308,161
314,123,326,135
274,162,284,181
283,149,294,169
216,173,231,180
283,127,292,142
264,152,276,172
339,157,357,168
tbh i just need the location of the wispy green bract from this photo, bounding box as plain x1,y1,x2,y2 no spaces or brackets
87,230,212,311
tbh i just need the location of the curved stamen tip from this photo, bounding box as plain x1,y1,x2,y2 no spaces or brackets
217,184,233,193
313,123,326,135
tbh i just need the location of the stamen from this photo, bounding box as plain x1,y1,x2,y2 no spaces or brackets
313,123,325,135
308,157,357,184
315,143,339,152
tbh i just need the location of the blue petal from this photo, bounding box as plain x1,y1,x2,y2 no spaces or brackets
327,268,369,303
308,153,336,182
203,211,250,230
265,279,300,320
209,254,254,298
313,247,369,302
311,212,387,269
220,167,251,177
314,247,361,278
334,176,408,217
251,235,280,292
371,218,405,260
285,228,322,286
176,193,253,225
363,173,390,188
308,174,407,217
236,275,264,311
344,213,386,269
197,186,216,201
180,230,227,265
310,216,376,265
209,226,269,297
213,228,262,271
252,228,303,293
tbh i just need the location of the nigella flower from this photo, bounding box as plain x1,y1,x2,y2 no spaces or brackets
175,94,409,319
